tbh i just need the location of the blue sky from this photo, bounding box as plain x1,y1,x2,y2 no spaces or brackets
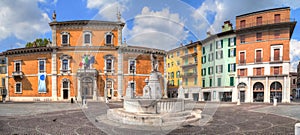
0,0,299,70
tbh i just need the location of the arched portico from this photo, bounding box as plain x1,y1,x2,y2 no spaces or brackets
253,82,264,102
270,81,282,102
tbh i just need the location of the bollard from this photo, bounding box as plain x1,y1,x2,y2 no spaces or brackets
273,98,277,106
71,98,74,103
295,123,300,135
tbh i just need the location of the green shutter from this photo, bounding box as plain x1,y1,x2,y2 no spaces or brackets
234,37,236,46
208,67,210,75
216,41,218,49
234,48,236,56
234,64,236,71
228,64,230,72
221,40,223,48
228,49,230,57
228,38,230,46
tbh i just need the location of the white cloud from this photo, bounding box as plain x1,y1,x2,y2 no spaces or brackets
86,0,127,21
126,7,188,50
290,39,300,72
0,0,51,42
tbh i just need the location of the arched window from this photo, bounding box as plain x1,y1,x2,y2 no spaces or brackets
62,78,70,99
105,32,114,45
253,82,264,91
270,81,282,91
104,54,114,73
83,31,92,46
59,54,72,74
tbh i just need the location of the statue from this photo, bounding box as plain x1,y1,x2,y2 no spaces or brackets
52,10,56,21
151,53,158,72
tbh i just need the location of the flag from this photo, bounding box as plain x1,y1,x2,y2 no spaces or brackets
90,56,95,64
79,62,83,67
38,73,46,93
84,56,89,65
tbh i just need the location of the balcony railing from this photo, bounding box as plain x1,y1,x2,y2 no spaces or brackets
237,18,295,30
181,62,197,68
12,71,24,79
182,72,197,78
239,60,246,65
270,56,283,63
255,58,262,63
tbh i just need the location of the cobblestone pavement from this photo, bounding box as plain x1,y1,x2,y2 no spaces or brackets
0,102,299,135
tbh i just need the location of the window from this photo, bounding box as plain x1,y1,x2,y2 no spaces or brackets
104,55,114,73
62,60,68,70
274,67,279,75
194,77,197,85
171,62,174,67
209,78,212,87
240,35,245,43
83,32,92,45
229,37,236,46
217,78,221,86
274,48,280,61
216,65,223,74
61,32,70,45
293,79,296,85
208,66,213,75
256,16,262,25
62,79,69,99
239,69,246,76
171,72,174,78
230,77,234,86
216,50,223,59
130,82,135,90
255,50,262,63
202,56,206,64
177,51,180,56
274,14,280,23
194,46,197,52
216,40,223,49
202,79,205,87
38,60,46,73
2,78,5,87
202,68,206,76
228,48,236,57
228,63,236,72
170,53,173,58
194,56,197,63
185,78,188,85
14,61,21,72
177,61,180,66
240,20,246,28
105,32,114,45
239,52,245,64
0,66,6,74
15,82,22,93
256,32,262,41
167,63,170,68
176,71,180,78
185,49,188,55
184,58,188,65
274,30,280,38
129,60,136,74
208,53,214,62
256,68,262,76
202,47,206,54
210,43,213,51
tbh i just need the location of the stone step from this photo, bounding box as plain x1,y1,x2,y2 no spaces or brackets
163,117,200,126
163,110,192,117
162,114,195,123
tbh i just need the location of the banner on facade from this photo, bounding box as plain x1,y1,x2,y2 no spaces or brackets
38,73,47,93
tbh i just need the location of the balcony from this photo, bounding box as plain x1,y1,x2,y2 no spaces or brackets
238,60,246,65
181,62,197,68
182,72,197,78
237,18,295,30
270,56,282,63
255,58,262,63
12,71,24,79
180,52,197,58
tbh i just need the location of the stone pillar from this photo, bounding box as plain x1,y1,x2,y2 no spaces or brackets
93,77,97,101
163,56,168,98
286,76,291,103
283,76,289,103
265,77,270,103
51,25,57,47
51,51,57,101
117,49,123,99
77,79,81,101
246,77,251,102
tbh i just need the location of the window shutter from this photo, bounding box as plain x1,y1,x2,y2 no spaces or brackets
216,66,218,73
221,50,223,58
216,41,218,49
228,64,230,72
201,69,203,76
234,64,236,71
228,38,231,46
221,65,223,73
234,48,236,56
208,67,210,75
221,40,223,48
234,37,236,46
228,49,230,57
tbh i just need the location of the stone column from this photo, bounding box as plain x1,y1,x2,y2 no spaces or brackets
51,25,57,47
77,79,81,101
283,76,288,103
93,77,97,101
117,49,123,99
246,77,251,102
265,77,270,103
51,51,57,101
163,56,168,98
286,76,291,103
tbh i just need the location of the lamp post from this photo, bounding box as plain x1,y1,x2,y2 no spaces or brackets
237,75,240,105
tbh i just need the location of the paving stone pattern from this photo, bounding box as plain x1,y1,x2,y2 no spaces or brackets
0,102,299,135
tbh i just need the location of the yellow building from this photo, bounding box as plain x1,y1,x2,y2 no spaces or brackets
0,53,7,101
166,47,184,87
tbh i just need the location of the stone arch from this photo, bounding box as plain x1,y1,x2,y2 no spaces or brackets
270,81,282,91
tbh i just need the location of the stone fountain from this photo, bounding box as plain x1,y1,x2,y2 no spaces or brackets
106,54,201,126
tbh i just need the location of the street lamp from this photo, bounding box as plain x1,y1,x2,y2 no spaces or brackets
237,75,240,105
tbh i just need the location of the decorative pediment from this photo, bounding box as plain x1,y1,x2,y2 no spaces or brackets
59,54,72,59
104,54,115,59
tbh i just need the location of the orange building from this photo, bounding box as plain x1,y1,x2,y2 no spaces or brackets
4,14,166,102
235,7,296,103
